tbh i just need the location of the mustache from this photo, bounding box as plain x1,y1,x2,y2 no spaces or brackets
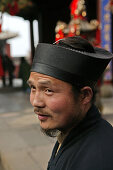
34,108,50,115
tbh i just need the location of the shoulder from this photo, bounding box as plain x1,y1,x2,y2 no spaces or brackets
69,119,113,170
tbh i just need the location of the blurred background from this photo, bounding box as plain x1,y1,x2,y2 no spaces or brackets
0,0,113,170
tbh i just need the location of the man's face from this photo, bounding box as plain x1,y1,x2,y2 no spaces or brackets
28,72,83,132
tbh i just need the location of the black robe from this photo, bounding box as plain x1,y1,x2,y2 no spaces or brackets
47,105,113,170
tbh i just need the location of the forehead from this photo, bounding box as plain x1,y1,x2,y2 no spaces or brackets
29,72,71,87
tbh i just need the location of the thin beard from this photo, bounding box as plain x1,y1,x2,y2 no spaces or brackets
41,128,60,138
40,111,84,137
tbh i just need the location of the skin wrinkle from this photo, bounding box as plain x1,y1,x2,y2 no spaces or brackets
28,72,92,137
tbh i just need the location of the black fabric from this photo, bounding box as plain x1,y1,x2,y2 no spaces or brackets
47,105,113,170
31,43,113,83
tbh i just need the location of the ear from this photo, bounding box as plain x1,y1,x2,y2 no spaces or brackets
80,86,93,105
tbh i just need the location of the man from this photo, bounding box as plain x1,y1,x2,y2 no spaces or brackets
28,36,113,170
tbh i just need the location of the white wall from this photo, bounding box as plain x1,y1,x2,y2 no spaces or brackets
2,13,38,57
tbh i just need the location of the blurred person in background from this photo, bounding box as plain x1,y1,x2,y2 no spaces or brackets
2,54,15,87
18,57,30,92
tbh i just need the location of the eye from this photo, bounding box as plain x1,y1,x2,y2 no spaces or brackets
45,88,53,95
30,85,36,92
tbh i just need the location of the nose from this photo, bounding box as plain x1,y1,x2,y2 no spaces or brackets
31,91,45,108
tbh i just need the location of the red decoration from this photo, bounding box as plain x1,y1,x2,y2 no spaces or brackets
0,24,2,33
8,1,19,16
55,30,64,42
70,0,79,18
0,56,4,77
0,0,33,16
55,0,99,46
70,0,84,20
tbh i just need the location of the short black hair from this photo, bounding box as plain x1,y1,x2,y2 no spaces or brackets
54,36,97,104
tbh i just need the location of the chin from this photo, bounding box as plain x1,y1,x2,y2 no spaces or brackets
40,127,60,137
40,121,57,130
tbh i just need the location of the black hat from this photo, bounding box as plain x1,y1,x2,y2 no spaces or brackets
31,43,113,84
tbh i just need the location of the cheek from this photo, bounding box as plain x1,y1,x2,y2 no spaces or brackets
46,96,70,112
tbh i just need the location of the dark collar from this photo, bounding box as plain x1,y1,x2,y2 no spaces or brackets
48,105,101,167
62,105,101,147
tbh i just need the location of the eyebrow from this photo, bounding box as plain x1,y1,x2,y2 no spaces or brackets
38,80,52,86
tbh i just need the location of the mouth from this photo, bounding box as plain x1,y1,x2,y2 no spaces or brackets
38,114,50,121
34,111,50,121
